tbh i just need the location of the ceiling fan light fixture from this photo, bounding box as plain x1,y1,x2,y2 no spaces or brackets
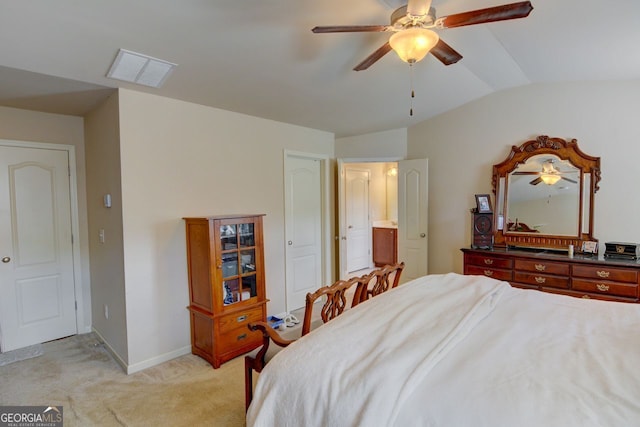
389,28,439,64
541,174,561,185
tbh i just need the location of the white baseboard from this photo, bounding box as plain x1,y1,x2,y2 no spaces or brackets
92,328,191,374
125,345,191,374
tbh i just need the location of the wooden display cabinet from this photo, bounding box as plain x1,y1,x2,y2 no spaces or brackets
183,214,267,368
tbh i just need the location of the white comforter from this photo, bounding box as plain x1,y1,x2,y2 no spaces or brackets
246,273,640,427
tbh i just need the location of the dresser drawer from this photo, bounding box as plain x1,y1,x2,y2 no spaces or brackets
217,326,262,354
465,254,513,269
218,306,264,334
515,259,569,275
572,278,639,298
514,272,569,289
543,287,638,303
466,265,512,281
572,265,638,283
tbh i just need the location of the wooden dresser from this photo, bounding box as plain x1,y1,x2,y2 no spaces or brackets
462,248,640,303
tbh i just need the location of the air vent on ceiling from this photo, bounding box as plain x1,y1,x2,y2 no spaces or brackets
106,49,177,88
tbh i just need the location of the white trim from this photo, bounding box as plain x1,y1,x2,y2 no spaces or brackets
92,328,191,374
0,139,86,336
126,346,191,374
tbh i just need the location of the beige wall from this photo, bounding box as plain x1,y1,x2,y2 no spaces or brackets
336,128,407,159
84,92,128,364
115,89,334,370
408,80,640,274
0,106,92,334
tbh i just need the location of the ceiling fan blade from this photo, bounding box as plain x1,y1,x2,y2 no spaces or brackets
513,171,541,175
562,176,578,184
430,39,462,65
312,25,389,33
529,177,543,185
441,1,533,29
354,42,393,71
407,0,432,17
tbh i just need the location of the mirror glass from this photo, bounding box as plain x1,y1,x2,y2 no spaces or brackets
506,154,580,236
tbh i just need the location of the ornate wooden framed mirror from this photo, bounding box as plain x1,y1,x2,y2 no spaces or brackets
492,135,601,250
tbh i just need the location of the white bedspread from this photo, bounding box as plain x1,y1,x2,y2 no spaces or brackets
246,273,640,427
247,273,508,426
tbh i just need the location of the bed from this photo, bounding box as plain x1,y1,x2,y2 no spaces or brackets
246,273,640,426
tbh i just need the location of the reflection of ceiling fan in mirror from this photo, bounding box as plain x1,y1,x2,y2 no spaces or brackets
311,0,533,70
513,159,578,186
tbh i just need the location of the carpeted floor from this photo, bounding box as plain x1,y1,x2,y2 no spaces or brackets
0,343,43,366
0,333,247,426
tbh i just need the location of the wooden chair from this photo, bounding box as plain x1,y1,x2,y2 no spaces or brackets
353,262,405,305
244,275,367,409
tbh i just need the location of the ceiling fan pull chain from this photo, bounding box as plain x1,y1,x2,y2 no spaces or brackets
409,63,415,116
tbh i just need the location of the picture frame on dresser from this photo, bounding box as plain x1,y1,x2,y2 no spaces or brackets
475,194,492,213
581,241,598,255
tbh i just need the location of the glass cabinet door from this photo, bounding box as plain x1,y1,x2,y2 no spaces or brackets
219,221,259,306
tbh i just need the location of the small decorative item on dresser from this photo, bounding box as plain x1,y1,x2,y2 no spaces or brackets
471,210,493,249
475,194,492,213
581,241,598,255
604,242,640,260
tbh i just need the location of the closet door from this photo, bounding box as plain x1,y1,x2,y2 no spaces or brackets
0,145,77,352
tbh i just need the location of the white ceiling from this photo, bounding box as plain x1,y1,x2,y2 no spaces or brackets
0,0,639,138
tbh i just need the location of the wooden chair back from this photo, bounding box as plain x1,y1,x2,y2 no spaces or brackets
353,262,405,305
300,274,367,336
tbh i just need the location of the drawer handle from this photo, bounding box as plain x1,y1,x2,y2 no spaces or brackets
483,270,493,277
596,270,610,278
237,333,247,341
534,264,546,271
237,315,248,322
582,295,591,299
483,259,494,265
535,276,546,284
596,284,610,292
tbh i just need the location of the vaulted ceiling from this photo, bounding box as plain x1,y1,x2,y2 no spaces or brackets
0,0,638,137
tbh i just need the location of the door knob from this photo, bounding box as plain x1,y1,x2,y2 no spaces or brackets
288,241,293,245
420,233,426,238
2,256,10,263
348,225,353,229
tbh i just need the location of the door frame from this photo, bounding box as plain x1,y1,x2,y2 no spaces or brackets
338,157,403,279
283,150,331,312
0,139,85,340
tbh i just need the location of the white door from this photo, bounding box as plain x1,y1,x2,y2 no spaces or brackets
398,159,429,282
284,155,323,311
0,145,77,352
345,168,370,273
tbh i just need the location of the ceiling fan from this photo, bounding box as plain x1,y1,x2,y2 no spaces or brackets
513,159,578,186
312,0,533,71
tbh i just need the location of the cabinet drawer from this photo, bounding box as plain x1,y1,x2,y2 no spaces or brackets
572,265,638,283
465,254,513,269
572,278,639,298
514,272,569,289
218,306,264,334
217,327,262,354
515,259,569,275
465,265,512,281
